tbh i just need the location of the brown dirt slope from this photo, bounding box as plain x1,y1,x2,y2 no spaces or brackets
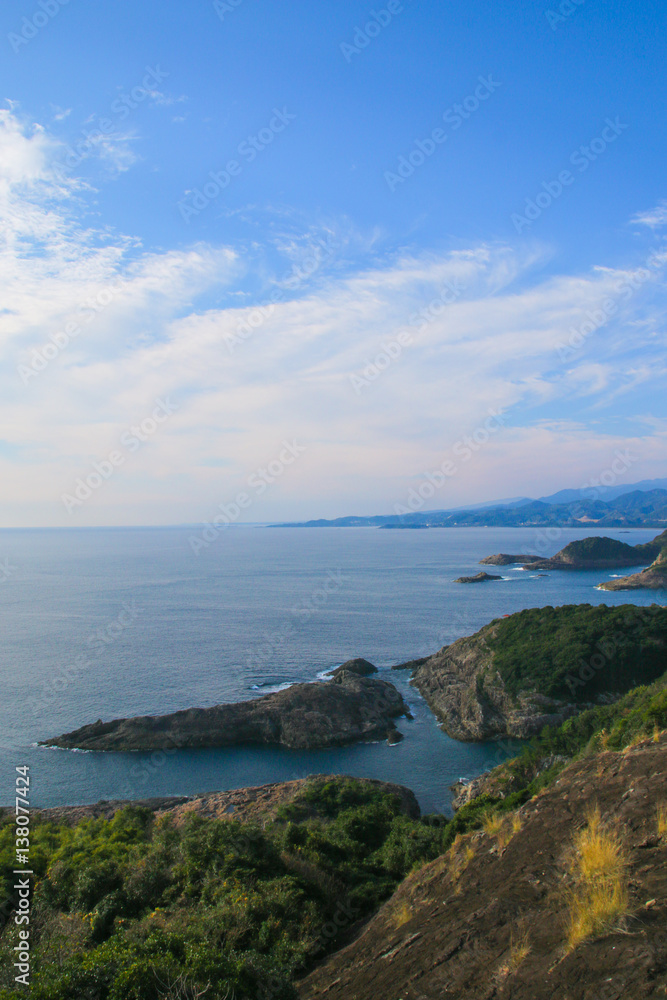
299,735,667,1000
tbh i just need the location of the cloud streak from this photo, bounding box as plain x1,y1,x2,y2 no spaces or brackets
0,109,666,525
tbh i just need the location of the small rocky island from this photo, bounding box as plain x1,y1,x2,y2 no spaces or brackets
41,659,411,752
479,553,540,565
454,571,503,583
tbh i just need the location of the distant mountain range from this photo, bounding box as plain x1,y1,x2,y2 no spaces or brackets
274,479,667,529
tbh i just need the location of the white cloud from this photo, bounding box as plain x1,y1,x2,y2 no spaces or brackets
0,108,666,526
631,200,667,229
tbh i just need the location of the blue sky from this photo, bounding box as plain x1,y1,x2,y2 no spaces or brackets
0,0,666,525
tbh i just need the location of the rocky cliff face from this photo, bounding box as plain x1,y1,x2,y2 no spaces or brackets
298,734,667,1000
41,672,411,751
410,624,580,740
599,549,667,591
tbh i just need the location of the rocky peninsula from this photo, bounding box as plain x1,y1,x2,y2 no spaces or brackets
599,549,667,591
481,530,667,572
41,659,411,752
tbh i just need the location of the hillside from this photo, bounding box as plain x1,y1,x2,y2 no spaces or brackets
299,733,667,1000
519,534,650,570
405,603,667,739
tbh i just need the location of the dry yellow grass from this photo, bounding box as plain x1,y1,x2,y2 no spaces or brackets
657,802,667,838
508,928,531,971
653,724,661,743
565,806,629,952
483,812,503,838
511,813,523,835
392,900,412,928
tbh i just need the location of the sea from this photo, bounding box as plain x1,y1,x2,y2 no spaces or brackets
1,525,663,815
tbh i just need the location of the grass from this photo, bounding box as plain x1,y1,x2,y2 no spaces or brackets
392,900,412,928
508,928,532,971
657,802,667,838
565,807,630,952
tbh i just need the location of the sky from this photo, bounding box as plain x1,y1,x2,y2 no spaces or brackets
0,0,666,526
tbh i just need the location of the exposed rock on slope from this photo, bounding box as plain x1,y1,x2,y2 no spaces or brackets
599,549,667,591
41,672,410,751
299,735,667,1000
405,603,667,740
409,622,579,740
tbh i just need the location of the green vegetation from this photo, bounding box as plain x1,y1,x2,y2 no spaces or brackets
0,780,450,1000
2,607,666,997
457,666,667,826
487,603,667,701
554,536,641,562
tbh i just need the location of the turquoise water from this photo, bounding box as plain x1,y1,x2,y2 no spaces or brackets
0,525,662,813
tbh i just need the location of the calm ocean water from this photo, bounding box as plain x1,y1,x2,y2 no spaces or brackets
1,525,663,814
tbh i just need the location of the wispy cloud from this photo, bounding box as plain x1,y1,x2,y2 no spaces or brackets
1,108,666,525
631,200,667,229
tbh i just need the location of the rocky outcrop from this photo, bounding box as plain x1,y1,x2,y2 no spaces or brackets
450,754,569,809
408,623,580,741
41,672,411,751
327,657,377,678
32,775,421,827
526,535,651,571
480,553,540,565
298,735,667,1000
454,571,503,583
599,549,667,591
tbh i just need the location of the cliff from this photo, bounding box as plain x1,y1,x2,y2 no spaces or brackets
599,548,667,591
298,734,667,1000
406,603,667,740
41,669,410,751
